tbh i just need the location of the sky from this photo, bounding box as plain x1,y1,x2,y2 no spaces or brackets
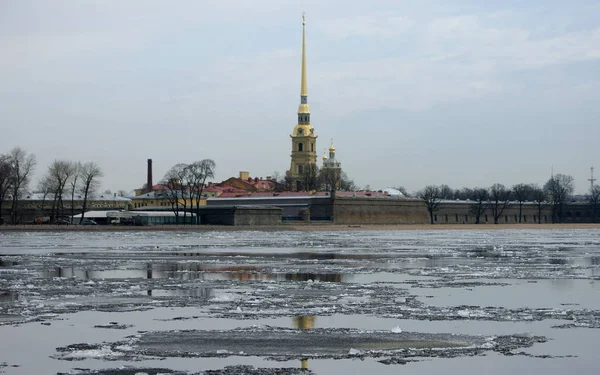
1,0,599,194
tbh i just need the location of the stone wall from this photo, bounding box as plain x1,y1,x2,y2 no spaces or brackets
332,197,429,224
199,206,282,226
233,206,282,226
435,201,553,224
199,207,236,226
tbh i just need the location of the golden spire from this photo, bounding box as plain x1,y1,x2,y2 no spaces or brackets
301,12,307,98
297,12,310,115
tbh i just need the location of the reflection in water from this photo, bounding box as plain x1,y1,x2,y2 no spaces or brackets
227,272,342,282
39,263,344,283
0,291,19,303
548,258,568,265
293,316,316,369
148,288,214,298
0,259,18,267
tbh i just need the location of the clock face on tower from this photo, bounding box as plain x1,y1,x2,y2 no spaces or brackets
298,128,303,135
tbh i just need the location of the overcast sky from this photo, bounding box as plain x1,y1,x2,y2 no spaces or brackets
1,0,599,194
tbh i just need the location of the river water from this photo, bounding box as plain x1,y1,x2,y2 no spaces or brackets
0,229,598,374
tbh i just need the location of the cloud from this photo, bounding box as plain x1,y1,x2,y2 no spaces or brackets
317,13,416,40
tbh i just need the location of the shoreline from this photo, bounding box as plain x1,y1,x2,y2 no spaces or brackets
1,223,600,232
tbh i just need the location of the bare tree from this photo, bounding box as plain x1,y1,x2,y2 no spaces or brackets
339,171,356,192
7,147,36,224
531,185,547,224
274,174,289,192
117,190,129,197
79,162,103,223
161,164,189,224
300,164,320,191
47,160,77,221
469,188,489,224
0,154,12,220
544,174,574,223
439,184,454,199
37,175,56,220
511,183,532,223
489,183,511,224
69,162,82,219
186,159,216,224
455,187,473,201
418,185,442,224
282,175,294,191
589,185,600,223
320,167,341,193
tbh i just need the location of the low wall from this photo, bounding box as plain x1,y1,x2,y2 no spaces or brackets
199,206,282,226
233,206,282,226
332,197,429,225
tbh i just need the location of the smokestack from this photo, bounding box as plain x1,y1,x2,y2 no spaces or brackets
147,159,153,193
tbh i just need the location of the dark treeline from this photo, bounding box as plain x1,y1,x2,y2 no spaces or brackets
417,175,600,225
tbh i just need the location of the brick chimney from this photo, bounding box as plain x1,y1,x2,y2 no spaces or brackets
147,159,153,193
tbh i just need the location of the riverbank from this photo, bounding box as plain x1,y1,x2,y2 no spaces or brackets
1,223,599,232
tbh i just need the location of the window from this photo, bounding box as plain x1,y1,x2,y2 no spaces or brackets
485,214,488,222
298,165,303,174
455,214,459,222
533,215,537,223
523,215,527,222
434,214,438,222
514,214,518,222
464,215,468,223
505,215,508,222
311,143,314,152
445,214,448,222
298,143,303,152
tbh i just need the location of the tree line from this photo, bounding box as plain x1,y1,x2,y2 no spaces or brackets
416,174,600,224
0,147,104,224
0,147,36,224
272,165,356,193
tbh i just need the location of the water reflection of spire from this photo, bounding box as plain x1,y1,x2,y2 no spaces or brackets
293,315,315,369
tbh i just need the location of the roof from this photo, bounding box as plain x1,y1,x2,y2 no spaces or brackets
216,191,313,198
207,195,328,202
18,193,131,202
71,210,121,218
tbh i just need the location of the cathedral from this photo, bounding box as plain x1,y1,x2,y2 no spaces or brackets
287,15,341,191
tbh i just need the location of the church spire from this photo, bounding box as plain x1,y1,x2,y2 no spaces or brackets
301,12,308,99
298,13,310,118
287,12,317,192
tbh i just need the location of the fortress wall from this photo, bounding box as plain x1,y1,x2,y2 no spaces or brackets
332,198,429,225
233,207,283,226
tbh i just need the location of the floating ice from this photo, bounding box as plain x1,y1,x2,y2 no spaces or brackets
391,326,403,333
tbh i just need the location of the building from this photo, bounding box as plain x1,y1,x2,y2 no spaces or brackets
321,142,342,191
287,14,318,191
215,172,276,193
0,192,131,223
322,142,341,170
130,189,207,210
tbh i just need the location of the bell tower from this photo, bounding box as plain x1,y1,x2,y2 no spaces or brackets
287,13,317,191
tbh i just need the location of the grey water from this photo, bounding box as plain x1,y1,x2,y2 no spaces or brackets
0,229,599,374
